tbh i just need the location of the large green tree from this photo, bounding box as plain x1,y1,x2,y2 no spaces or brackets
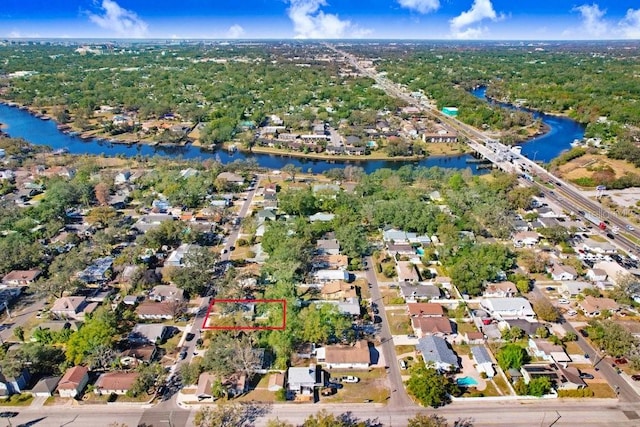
406,364,458,408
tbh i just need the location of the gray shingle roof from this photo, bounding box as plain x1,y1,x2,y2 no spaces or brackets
471,346,492,365
416,335,458,368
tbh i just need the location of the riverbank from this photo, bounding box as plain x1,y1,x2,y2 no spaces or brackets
229,141,471,162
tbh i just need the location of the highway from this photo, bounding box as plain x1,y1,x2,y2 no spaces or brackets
327,44,639,255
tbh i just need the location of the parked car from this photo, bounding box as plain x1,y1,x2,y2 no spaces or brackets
558,299,570,305
178,350,187,360
579,373,594,380
545,287,554,291
399,360,408,370
185,333,195,341
631,374,640,381
341,376,360,383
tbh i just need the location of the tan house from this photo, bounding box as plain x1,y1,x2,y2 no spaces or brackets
57,366,89,398
196,372,247,400
136,301,177,320
94,372,139,395
579,296,619,317
396,261,419,282
318,340,371,370
50,297,99,320
484,281,517,298
320,281,357,300
267,373,285,391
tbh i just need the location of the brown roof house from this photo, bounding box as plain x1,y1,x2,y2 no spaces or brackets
51,297,99,320
484,281,517,298
196,372,248,401
317,340,371,370
319,281,357,300
411,317,455,338
94,372,139,396
267,372,286,392
407,303,445,317
2,269,41,287
57,366,90,398
579,296,620,317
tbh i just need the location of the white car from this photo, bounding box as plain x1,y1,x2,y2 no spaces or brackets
558,299,570,305
627,225,635,231
341,376,360,383
566,310,578,316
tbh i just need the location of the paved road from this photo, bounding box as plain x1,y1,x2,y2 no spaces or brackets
363,256,413,409
220,175,258,263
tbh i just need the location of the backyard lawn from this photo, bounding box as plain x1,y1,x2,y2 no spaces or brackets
386,310,411,335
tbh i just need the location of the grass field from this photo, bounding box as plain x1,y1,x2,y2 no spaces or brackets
386,310,411,335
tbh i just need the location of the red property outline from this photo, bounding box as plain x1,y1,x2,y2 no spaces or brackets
202,298,287,330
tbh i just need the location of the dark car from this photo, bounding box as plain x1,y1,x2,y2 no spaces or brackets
185,333,195,341
579,373,594,380
606,233,615,240
631,374,640,381
545,286,554,291
178,350,188,360
579,329,589,337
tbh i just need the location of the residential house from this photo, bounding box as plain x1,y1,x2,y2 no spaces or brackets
319,281,357,300
407,302,444,317
400,283,442,302
217,172,245,185
78,257,113,284
465,331,485,344
257,209,277,223
314,298,361,316
579,296,620,317
309,212,335,222
504,319,544,337
128,324,169,344
411,316,455,338
114,171,132,186
50,297,98,320
512,231,540,248
481,298,536,320
165,244,198,268
549,264,577,281
313,269,349,282
311,254,348,270
57,366,89,398
318,340,371,370
593,261,629,286
396,261,419,282
387,243,415,257
586,268,607,282
196,372,247,400
520,364,585,390
529,339,571,364
149,285,185,303
316,239,340,256
0,370,30,396
136,301,176,320
471,345,495,378
287,366,322,395
133,214,175,233
512,219,530,232
267,373,286,392
484,281,517,298
560,281,593,298
416,335,460,372
382,228,416,244
94,372,139,396
1,269,41,287
581,239,617,254
30,377,60,397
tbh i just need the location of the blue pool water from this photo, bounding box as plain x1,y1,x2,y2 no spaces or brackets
457,376,479,387
416,248,425,256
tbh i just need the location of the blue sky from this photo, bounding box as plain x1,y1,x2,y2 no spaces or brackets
2,0,639,40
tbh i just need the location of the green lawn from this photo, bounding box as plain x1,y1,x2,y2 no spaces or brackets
491,374,513,396
386,310,412,335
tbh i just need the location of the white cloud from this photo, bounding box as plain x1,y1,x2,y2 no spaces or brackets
226,25,246,39
397,0,440,14
619,8,640,39
450,0,504,30
88,0,148,38
7,30,40,38
286,0,369,39
573,4,608,37
452,26,486,39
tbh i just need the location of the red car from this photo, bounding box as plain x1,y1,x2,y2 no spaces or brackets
631,374,640,381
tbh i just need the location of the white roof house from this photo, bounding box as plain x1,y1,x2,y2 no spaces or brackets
164,243,198,268
287,366,321,394
313,269,349,282
481,298,536,320
561,281,593,297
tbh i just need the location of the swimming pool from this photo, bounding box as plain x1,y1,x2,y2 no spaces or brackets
416,248,425,256
457,376,479,387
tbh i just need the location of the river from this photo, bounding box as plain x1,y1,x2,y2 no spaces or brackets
470,87,585,163
0,89,584,172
